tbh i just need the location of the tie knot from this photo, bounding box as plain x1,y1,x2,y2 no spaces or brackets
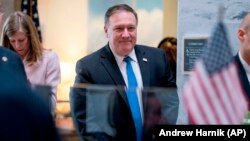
124,56,132,63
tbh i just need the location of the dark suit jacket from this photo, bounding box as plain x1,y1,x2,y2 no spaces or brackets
70,44,178,141
234,54,250,108
0,47,61,141
0,47,27,81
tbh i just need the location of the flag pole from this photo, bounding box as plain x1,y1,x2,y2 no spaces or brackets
218,5,225,22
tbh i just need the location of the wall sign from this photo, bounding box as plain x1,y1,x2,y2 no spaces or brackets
183,37,208,74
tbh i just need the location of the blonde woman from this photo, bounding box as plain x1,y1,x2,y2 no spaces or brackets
1,11,61,113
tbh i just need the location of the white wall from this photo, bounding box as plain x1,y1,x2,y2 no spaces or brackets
163,0,177,37
38,0,88,100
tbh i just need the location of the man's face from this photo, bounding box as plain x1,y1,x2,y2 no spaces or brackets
239,27,250,60
104,11,137,56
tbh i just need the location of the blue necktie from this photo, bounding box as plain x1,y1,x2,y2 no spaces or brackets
124,56,142,141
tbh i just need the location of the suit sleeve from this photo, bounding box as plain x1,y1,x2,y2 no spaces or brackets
74,60,92,84
70,60,113,141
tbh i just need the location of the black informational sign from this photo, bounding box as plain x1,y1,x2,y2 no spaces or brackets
183,37,208,73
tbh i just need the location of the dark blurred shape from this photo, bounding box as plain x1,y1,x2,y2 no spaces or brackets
231,11,249,20
0,56,61,141
158,37,177,80
0,47,27,82
142,87,178,141
31,84,52,111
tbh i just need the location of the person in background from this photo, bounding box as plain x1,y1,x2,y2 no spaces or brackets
235,12,250,109
70,4,178,141
1,11,61,113
0,12,61,141
158,37,177,80
0,9,28,84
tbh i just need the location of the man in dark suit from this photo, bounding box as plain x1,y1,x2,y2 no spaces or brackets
70,4,179,141
234,12,250,109
0,47,61,141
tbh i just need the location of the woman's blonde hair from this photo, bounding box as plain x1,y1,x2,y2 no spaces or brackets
1,11,43,65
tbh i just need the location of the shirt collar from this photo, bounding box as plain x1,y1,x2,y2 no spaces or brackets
109,46,137,66
239,52,250,74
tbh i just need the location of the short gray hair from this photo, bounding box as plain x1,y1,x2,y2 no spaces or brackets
104,4,138,25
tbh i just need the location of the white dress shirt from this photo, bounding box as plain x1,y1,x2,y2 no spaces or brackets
110,47,144,121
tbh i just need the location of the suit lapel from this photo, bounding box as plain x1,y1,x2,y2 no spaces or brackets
100,45,129,105
235,54,250,98
100,45,125,85
135,46,150,87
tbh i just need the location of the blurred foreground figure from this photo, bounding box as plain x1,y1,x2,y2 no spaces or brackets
235,12,250,108
0,47,27,81
0,56,61,141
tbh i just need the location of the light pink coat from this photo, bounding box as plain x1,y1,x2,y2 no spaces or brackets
23,50,61,112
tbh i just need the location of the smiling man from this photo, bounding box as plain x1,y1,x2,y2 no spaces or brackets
70,4,178,141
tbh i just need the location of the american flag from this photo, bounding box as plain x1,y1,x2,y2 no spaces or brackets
182,21,248,124
21,0,42,42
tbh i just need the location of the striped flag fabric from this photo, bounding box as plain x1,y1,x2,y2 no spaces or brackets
182,21,248,124
21,0,42,42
